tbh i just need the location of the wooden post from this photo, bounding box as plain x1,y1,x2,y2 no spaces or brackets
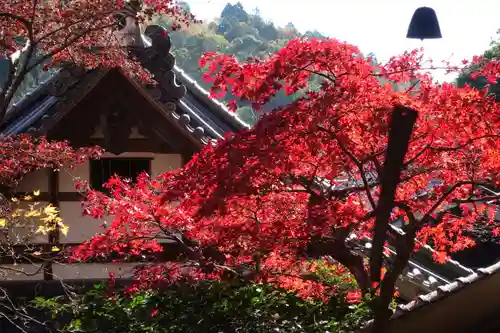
43,168,60,280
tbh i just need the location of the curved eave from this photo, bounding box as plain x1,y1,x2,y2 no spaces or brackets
172,65,251,133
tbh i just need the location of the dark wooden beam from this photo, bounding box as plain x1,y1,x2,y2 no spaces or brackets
43,168,60,280
9,191,82,202
87,138,176,153
0,242,191,265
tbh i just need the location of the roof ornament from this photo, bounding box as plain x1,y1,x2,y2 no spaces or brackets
129,24,186,104
144,25,172,56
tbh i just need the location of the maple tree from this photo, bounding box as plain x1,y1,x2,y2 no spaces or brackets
0,0,198,122
71,37,500,331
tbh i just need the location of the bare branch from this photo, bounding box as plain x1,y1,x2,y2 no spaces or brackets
430,134,500,152
0,263,44,276
35,12,113,44
419,181,476,226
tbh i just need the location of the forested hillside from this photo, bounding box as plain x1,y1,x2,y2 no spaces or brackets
456,28,500,100
158,2,327,124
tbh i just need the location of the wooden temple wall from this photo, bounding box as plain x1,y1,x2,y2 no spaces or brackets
1,149,183,281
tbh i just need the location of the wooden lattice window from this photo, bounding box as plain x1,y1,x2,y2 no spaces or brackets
90,158,151,191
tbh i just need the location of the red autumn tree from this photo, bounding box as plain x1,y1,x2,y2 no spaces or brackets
0,0,197,122
72,39,500,331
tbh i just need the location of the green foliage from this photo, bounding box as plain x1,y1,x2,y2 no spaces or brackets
157,2,327,126
456,29,500,99
33,262,373,333
34,280,372,333
221,2,249,23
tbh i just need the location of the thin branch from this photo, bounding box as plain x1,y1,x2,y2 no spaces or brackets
35,12,113,44
26,22,116,73
403,144,430,167
0,312,29,333
420,181,476,226
302,68,337,83
0,262,44,276
427,134,500,153
405,79,420,93
318,126,376,209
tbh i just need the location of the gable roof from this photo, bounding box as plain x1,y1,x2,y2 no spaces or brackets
0,24,250,146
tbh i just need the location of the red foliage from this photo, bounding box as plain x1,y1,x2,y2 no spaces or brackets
0,135,102,185
0,0,197,77
74,38,500,304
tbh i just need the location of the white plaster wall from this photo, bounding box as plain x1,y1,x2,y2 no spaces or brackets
58,153,182,244
52,263,137,280
59,201,107,243
152,154,182,175
46,152,184,279
15,168,49,192
0,263,44,280
59,161,90,192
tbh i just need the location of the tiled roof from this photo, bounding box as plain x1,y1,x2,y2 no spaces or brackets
0,25,249,145
393,259,500,318
0,67,104,136
356,259,500,332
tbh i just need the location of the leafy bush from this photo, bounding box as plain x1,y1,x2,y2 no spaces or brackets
34,280,371,333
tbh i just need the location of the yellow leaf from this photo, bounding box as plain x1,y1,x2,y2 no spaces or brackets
25,210,41,217
41,216,55,223
11,197,18,203
33,190,40,196
0,218,6,227
11,209,23,217
44,205,58,215
51,246,60,252
23,195,33,201
36,225,48,235
60,225,69,236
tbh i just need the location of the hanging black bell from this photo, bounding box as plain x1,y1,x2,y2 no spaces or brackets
406,7,442,40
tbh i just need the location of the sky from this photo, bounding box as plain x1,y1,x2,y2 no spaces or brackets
185,0,500,81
